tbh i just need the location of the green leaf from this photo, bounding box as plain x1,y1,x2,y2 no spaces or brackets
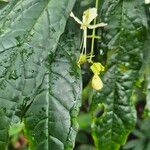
78,113,92,130
9,122,24,137
123,118,150,150
0,0,9,9
0,0,82,149
91,0,148,150
143,3,150,117
123,139,140,149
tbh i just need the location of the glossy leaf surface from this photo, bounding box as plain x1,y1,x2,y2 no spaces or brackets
91,0,148,150
0,0,82,149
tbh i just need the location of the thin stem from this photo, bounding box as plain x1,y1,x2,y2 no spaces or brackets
84,27,87,54
89,0,99,62
80,34,84,54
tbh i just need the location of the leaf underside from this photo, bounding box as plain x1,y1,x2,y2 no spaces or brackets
91,0,148,150
0,0,82,150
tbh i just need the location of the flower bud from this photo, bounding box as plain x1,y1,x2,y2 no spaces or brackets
92,74,103,90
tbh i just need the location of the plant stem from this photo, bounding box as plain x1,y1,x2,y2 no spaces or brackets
89,0,99,62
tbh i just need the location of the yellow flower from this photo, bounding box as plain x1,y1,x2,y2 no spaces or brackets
92,74,103,90
90,63,104,90
70,8,107,29
70,8,107,64
82,8,98,28
90,62,105,75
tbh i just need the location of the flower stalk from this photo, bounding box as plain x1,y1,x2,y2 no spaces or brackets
70,0,107,90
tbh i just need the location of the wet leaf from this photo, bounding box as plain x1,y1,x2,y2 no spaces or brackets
0,0,82,149
91,0,148,150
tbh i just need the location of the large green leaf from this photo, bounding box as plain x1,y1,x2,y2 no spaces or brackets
143,2,150,116
91,0,148,150
0,0,82,149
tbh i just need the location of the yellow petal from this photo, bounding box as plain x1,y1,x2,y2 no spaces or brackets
90,63,105,75
82,8,98,25
92,75,103,90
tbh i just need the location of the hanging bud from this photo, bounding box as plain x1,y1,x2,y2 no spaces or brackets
92,74,103,90
90,62,105,75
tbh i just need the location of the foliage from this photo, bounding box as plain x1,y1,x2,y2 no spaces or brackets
90,0,148,149
0,0,81,149
123,118,150,150
0,0,149,150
